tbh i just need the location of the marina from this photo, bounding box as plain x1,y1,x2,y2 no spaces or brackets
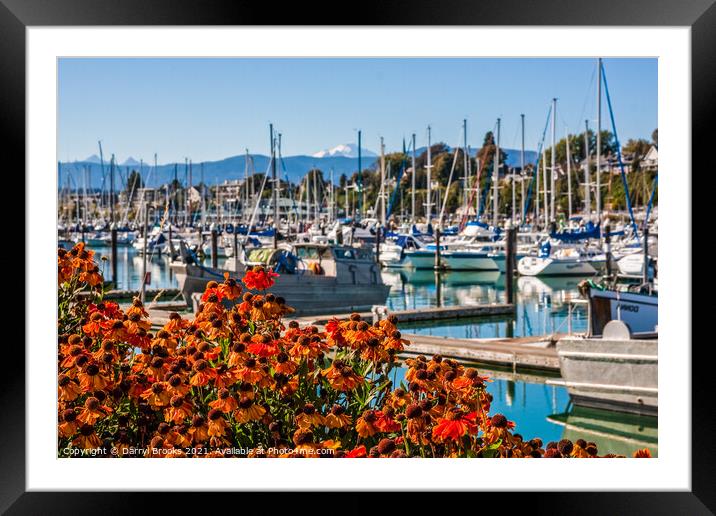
56,56,658,459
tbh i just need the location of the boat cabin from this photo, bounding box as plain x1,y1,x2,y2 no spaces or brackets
244,243,381,285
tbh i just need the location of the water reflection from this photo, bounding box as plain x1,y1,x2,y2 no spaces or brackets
90,246,179,291
547,406,658,457
383,269,589,339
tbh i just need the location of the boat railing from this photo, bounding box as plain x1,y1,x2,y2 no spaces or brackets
566,298,590,336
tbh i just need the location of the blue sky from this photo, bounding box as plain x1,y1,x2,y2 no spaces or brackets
58,57,657,163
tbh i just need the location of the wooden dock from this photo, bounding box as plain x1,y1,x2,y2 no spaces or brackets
294,303,516,326
82,288,182,301
401,333,562,372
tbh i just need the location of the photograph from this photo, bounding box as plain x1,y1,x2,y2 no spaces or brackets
56,56,659,460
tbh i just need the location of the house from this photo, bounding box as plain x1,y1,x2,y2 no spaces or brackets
641,146,658,171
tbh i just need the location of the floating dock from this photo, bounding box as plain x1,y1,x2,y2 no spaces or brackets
295,303,516,326
401,333,562,372
84,288,182,301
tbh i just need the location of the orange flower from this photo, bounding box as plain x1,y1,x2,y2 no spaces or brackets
246,334,280,357
432,410,478,443
295,403,324,429
273,352,298,375
73,424,101,449
140,382,172,408
233,397,266,424
58,408,78,438
164,395,194,424
633,448,652,458
235,357,266,385
207,409,228,437
79,265,103,286
209,388,238,413
78,363,109,391
189,360,218,387
356,410,379,438
218,272,243,301
374,409,401,433
322,360,363,391
164,312,191,334
188,415,210,444
77,396,112,425
324,404,352,429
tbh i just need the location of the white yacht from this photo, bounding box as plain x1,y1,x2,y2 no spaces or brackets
518,242,607,277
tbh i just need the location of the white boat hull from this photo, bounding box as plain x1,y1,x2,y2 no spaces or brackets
443,252,499,271
403,251,437,270
517,256,604,276
556,337,657,415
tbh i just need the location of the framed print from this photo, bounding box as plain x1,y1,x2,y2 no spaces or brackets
6,0,715,512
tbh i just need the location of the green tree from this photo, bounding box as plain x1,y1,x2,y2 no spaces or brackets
126,169,143,194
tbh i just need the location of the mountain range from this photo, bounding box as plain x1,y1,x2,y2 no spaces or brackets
59,144,537,189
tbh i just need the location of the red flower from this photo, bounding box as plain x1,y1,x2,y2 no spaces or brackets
242,267,279,291
345,444,367,458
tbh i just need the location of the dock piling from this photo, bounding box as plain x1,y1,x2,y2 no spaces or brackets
505,223,516,305
434,228,443,270
110,225,118,288
233,231,240,272
140,204,149,304
604,223,612,277
375,226,381,264
642,224,649,285
211,227,219,268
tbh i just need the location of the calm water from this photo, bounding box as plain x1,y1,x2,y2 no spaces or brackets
382,269,589,338
90,245,180,291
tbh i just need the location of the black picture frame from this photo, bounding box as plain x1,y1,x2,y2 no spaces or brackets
6,0,714,512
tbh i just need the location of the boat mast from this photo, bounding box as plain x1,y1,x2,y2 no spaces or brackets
463,119,469,212
566,127,572,219
551,98,557,222
184,158,189,227
425,125,433,224
270,123,278,249
493,118,500,228
542,145,548,225
380,136,386,227
97,141,105,223
110,153,115,226
411,133,417,224
329,168,334,224
313,168,319,225
200,161,206,227
596,57,602,223
520,114,525,225
243,149,249,223
358,130,363,220
584,119,591,216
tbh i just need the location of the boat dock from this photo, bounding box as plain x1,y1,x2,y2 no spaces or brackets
83,288,183,302
401,333,561,372
296,303,516,326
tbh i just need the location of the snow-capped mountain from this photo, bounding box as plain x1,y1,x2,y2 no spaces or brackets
82,154,102,164
312,143,377,159
121,157,142,167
